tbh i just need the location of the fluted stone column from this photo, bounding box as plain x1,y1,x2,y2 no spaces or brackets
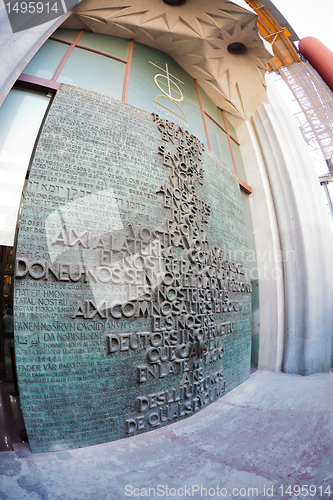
252,76,333,375
235,118,285,372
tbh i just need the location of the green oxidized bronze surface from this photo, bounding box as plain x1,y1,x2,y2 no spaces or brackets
14,85,251,453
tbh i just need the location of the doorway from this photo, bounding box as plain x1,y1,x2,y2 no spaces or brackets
0,245,26,451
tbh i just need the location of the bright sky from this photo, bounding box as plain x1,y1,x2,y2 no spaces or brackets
271,0,333,53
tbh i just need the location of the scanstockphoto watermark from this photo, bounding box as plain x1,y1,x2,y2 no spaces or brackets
125,484,333,497
4,0,82,33
125,484,268,497
125,484,333,500
227,247,296,282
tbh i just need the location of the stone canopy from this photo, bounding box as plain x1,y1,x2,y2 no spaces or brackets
62,0,273,119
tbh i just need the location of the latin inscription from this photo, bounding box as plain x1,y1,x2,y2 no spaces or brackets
14,85,251,452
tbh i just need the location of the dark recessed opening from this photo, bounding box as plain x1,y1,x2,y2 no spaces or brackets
227,42,246,55
163,0,187,5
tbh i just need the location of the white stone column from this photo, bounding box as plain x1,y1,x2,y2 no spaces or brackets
251,76,333,375
236,118,285,371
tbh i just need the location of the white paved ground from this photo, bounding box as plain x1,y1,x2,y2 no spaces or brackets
1,370,333,500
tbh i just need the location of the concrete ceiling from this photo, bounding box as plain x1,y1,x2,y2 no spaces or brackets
62,0,273,119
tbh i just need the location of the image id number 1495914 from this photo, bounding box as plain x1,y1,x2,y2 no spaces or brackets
5,2,60,14
279,485,332,496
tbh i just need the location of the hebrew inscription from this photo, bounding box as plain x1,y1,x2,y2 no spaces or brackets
14,85,251,453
